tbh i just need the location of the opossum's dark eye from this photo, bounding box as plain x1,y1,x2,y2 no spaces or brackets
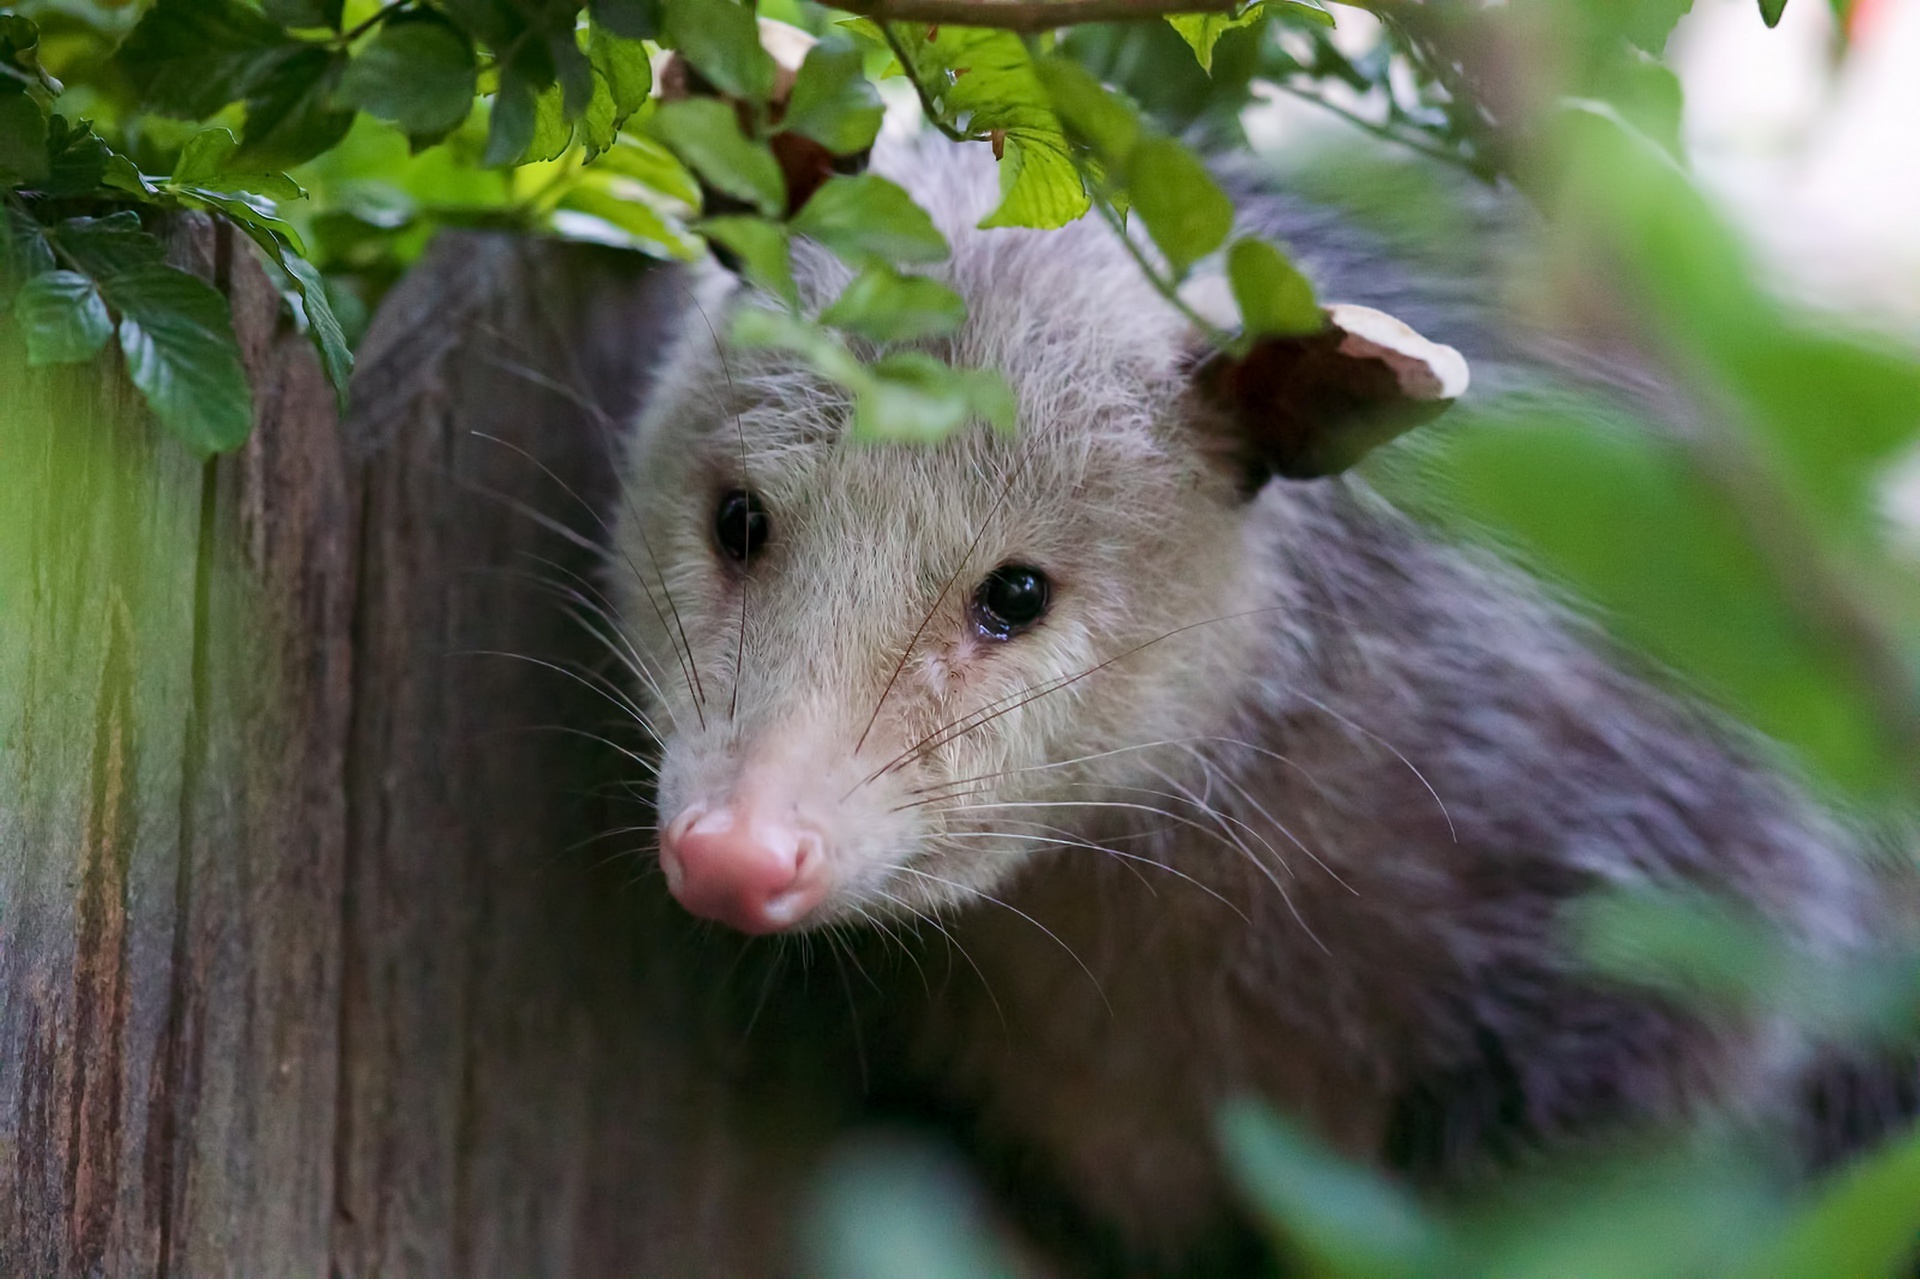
714,489,769,562
972,564,1051,639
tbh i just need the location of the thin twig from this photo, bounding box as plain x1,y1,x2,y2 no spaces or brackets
881,23,974,142
840,0,1237,32
1090,195,1235,347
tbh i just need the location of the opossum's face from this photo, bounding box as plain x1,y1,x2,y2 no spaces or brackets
612,313,1255,934
609,145,1462,935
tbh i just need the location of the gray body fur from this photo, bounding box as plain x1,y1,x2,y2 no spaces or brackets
610,137,1886,1271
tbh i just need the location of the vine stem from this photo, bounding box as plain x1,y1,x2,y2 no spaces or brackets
881,24,974,142
1090,195,1235,348
337,0,408,45
836,0,1417,33
842,0,1235,29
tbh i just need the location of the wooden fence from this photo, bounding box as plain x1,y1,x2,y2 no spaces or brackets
0,226,857,1277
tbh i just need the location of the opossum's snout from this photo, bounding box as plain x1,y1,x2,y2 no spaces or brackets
653,729,930,933
658,805,827,934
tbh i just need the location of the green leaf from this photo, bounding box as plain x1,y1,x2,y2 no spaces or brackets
172,128,305,200
591,0,662,40
558,181,702,259
593,28,653,117
820,264,967,343
1271,0,1335,26
1167,2,1268,74
1227,238,1318,337
579,29,651,158
731,304,867,385
238,47,356,169
1,206,53,308
855,352,1015,442
438,0,526,51
484,62,539,167
105,154,161,197
50,212,167,277
897,28,1087,229
1217,1100,1442,1278
791,173,949,265
336,14,477,140
0,14,56,95
118,0,292,119
100,265,254,455
1746,1122,1920,1277
265,0,345,30
41,115,111,197
1404,398,1908,798
1125,136,1232,275
553,30,595,119
1758,0,1789,25
525,82,574,164
662,0,774,103
647,97,785,215
0,90,48,186
575,25,652,159
1567,886,1787,1011
698,215,796,306
13,270,113,365
179,186,308,259
1034,58,1140,166
782,44,884,157
598,132,702,206
280,248,354,405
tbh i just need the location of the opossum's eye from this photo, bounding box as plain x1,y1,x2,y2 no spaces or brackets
971,564,1051,640
713,489,769,562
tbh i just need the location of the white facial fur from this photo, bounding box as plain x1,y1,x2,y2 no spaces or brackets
611,138,1268,929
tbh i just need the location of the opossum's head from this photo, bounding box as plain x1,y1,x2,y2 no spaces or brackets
612,140,1464,934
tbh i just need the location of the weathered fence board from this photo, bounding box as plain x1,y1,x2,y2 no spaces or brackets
1,227,848,1277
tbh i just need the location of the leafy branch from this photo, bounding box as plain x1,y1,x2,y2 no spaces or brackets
836,0,1243,33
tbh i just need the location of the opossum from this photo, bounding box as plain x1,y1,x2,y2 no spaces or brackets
608,136,1899,1271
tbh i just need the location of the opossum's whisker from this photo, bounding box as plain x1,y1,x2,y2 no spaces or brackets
456,648,661,742
514,547,671,704
1287,688,1456,842
821,929,870,1091
556,602,672,735
1141,766,1331,956
875,888,1006,1030
867,892,941,1001
891,864,1111,1016
897,736,1222,807
853,439,1035,759
939,824,1248,922
712,301,752,726
470,431,709,728
738,942,789,1047
933,797,1256,870
862,605,1298,789
1177,745,1357,897
931,790,1320,944
568,823,659,854
516,723,662,775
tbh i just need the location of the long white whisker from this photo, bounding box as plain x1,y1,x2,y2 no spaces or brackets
890,865,1111,1015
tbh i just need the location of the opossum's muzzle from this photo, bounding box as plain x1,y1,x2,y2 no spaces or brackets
658,804,830,934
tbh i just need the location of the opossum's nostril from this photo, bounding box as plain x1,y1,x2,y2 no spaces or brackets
659,807,829,934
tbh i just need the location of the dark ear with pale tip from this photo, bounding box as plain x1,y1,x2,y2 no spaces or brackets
1195,303,1471,483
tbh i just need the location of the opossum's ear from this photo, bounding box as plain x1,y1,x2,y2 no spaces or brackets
1192,303,1470,482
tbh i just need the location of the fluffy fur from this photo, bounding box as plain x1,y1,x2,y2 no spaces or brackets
610,136,1889,1271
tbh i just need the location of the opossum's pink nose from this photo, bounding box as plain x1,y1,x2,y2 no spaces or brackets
658,807,828,934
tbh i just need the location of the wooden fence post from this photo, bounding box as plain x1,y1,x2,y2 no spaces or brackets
1,226,847,1277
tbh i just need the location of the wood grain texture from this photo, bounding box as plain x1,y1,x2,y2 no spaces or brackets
1,227,848,1277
